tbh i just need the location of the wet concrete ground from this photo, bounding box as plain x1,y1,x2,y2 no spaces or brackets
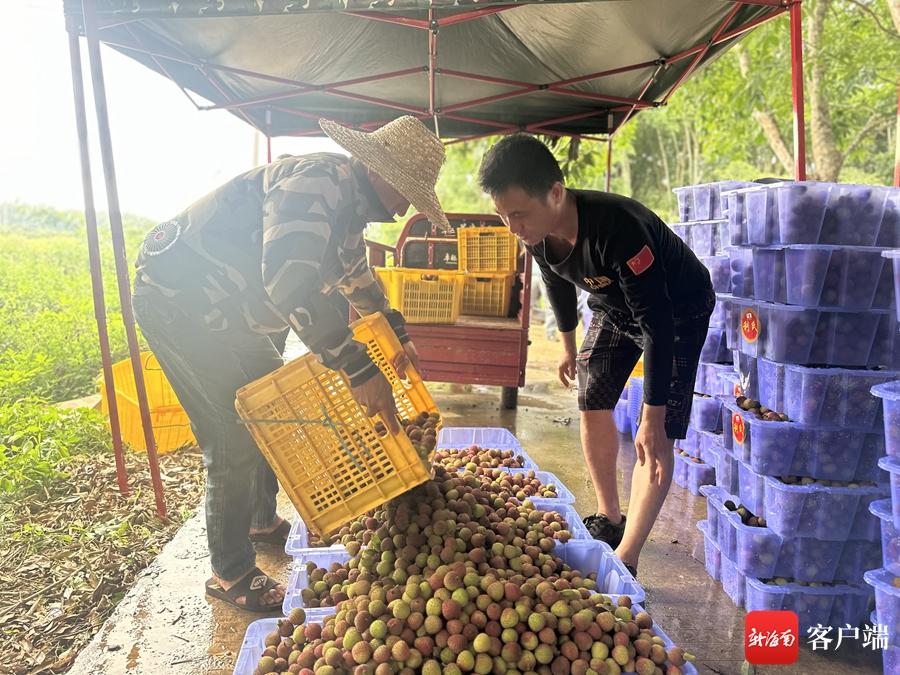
67,331,887,675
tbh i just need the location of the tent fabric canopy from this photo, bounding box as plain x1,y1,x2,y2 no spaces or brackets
65,0,785,139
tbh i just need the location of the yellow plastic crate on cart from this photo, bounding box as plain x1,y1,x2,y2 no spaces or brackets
630,357,644,379
374,267,465,324
457,226,518,272
98,352,195,453
234,312,440,537
461,271,516,317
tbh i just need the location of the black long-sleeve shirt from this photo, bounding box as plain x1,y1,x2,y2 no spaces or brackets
528,190,713,405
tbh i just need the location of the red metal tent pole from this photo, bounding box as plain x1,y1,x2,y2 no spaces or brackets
789,0,807,181
81,0,167,518
65,20,129,497
606,139,612,192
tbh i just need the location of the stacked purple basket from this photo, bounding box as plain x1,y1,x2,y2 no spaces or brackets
868,380,900,670
668,182,762,497
697,181,900,632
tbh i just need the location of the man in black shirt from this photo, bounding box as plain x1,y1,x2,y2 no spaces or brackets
478,135,714,576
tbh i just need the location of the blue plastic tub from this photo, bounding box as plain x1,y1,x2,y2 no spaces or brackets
282,547,353,618
702,485,882,584
709,294,729,327
553,538,645,605
690,395,723,432
724,188,752,246
673,450,716,495
878,455,900,529
738,301,899,368
700,254,730,292
864,568,900,649
775,182,900,247
711,444,740,496
872,380,900,460
870,498,900,576
285,517,347,558
743,574,873,634
722,397,887,483
614,397,631,436
701,327,731,364
884,249,900,322
436,427,539,470
697,520,722,581
695,362,735,397
750,246,787,303
754,357,785,412
688,220,723,257
731,350,759,402
627,376,643,438
505,468,577,505
675,181,753,222
783,365,899,431
698,430,724,465
762,472,885,541
784,245,895,310
725,246,754,298
236,601,696,675
745,186,779,245
670,223,690,247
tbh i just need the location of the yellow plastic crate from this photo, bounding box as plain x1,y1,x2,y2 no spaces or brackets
234,312,440,536
98,352,196,454
461,272,516,317
374,267,465,324
630,357,644,379
457,226,518,272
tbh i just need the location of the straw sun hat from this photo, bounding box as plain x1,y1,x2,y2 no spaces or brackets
319,116,451,232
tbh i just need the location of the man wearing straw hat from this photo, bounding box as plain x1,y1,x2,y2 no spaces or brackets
132,116,448,612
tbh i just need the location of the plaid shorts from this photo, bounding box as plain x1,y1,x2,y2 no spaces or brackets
576,292,715,439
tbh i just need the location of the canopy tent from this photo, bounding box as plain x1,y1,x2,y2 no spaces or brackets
62,0,806,516
64,0,791,141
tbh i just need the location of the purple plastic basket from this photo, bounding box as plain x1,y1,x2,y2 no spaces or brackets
700,254,730,292
724,189,751,246
746,186,780,245
709,294,730,327
744,575,872,634
870,498,900,576
884,249,900,322
762,473,886,541
702,485,882,584
740,302,899,368
690,395,723,433
722,396,887,483
755,357,785,412
731,349,758,400
670,223,690,247
695,362,735,396
872,380,900,459
688,220,723,257
878,455,900,529
711,444,740,495
701,326,731,364
673,450,716,495
785,245,895,310
783,365,899,431
614,397,631,436
697,520,722,581
726,246,754,298
751,247,787,303
864,568,900,649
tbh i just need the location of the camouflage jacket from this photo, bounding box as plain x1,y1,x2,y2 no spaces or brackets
133,153,405,386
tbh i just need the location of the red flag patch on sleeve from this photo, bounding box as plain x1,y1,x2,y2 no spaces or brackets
626,245,655,276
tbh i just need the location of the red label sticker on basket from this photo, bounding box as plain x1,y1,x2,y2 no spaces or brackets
741,308,760,344
732,412,745,445
745,611,799,665
733,382,743,397
626,245,655,276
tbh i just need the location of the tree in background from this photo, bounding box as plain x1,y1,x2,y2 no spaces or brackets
415,0,897,228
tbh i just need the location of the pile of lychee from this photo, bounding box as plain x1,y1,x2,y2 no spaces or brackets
433,446,529,472
734,396,789,422
255,466,694,674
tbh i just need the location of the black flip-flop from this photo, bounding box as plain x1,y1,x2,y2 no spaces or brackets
205,567,283,613
248,518,291,546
